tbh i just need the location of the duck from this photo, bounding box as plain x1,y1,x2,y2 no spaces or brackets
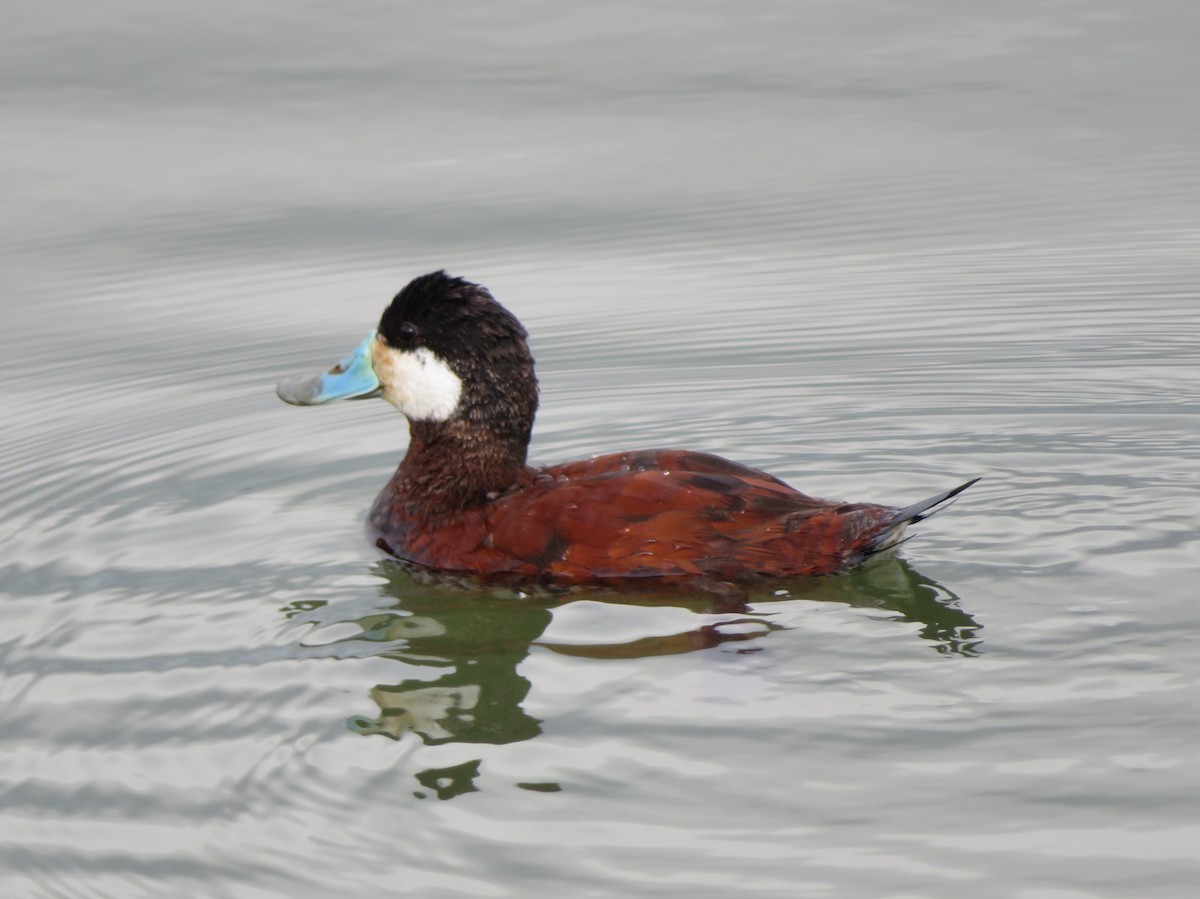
277,271,977,586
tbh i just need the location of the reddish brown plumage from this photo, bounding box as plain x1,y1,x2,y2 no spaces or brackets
368,448,902,583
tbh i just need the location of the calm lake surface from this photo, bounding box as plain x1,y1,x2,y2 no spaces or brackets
4,2,1199,897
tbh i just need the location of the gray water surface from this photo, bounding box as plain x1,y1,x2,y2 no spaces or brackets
4,3,1200,897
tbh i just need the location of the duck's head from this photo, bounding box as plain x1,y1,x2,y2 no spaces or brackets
277,271,538,450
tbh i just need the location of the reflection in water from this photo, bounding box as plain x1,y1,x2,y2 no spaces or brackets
785,558,983,657
289,557,979,796
413,760,483,801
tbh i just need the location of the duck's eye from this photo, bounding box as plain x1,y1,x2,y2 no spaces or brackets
396,323,418,344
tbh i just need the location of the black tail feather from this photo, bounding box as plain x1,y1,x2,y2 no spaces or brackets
888,477,981,527
865,477,981,555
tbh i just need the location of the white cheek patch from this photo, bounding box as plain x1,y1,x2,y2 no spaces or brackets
373,341,463,422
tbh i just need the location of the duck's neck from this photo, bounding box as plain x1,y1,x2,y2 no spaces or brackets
386,419,531,524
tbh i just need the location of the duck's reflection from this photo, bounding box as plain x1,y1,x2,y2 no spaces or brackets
322,557,980,764
344,584,549,745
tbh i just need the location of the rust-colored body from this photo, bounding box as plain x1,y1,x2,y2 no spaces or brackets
369,448,900,583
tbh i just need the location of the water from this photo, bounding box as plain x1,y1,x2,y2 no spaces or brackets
4,2,1199,897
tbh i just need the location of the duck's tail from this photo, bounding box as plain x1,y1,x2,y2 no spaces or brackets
864,477,981,555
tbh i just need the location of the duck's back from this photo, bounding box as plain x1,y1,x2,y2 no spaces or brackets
373,449,900,582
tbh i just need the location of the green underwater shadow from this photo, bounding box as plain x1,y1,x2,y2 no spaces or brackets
283,556,981,799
